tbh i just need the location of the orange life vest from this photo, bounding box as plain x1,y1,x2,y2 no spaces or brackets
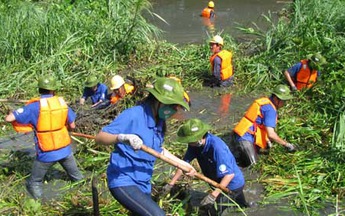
201,7,214,18
210,50,234,80
295,59,318,90
233,97,276,149
110,83,135,104
12,96,71,152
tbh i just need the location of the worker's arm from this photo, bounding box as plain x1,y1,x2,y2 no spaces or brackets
95,131,119,146
210,173,233,198
162,148,196,175
79,97,85,105
284,70,297,90
5,112,15,122
266,126,289,147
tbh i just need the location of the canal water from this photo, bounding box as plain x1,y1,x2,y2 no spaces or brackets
149,0,290,44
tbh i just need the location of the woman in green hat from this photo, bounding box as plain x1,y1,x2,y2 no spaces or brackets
163,118,248,215
95,77,193,215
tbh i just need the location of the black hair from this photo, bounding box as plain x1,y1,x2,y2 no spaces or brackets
141,93,167,134
39,88,52,94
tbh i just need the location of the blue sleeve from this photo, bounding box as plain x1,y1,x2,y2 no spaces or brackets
287,62,302,78
101,108,135,135
67,107,76,124
210,11,215,19
213,56,222,80
261,104,277,128
183,147,196,163
99,84,108,101
13,103,39,125
82,88,90,99
214,145,234,178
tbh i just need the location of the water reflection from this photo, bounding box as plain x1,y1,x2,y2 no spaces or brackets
173,89,254,132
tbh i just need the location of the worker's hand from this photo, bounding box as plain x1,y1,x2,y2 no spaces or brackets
291,86,298,92
285,143,296,152
79,98,85,105
117,134,143,150
185,167,197,177
267,140,273,149
161,183,173,196
200,193,216,206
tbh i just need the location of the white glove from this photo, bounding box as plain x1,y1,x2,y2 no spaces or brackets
285,143,296,152
267,140,273,149
200,193,216,206
162,183,174,196
118,134,143,150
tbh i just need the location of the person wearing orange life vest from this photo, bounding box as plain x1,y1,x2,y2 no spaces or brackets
233,85,296,167
5,76,83,199
209,35,234,87
109,75,135,105
284,53,327,91
201,1,215,19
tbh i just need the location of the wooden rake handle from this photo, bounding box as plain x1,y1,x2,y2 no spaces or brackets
70,132,230,193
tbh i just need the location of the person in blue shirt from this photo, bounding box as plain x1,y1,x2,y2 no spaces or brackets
79,76,108,108
5,76,83,199
163,118,248,215
95,77,193,216
233,85,296,167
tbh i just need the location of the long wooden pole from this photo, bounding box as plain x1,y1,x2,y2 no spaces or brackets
70,132,231,193
0,99,28,103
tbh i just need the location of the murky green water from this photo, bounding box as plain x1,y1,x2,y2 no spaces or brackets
149,0,289,44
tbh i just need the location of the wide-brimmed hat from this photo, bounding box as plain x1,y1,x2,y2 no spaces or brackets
271,84,293,100
38,76,58,91
145,77,190,111
307,53,327,65
177,118,211,143
85,76,98,88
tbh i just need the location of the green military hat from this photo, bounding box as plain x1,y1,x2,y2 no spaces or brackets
85,76,98,88
307,53,327,66
177,118,211,143
271,84,293,100
145,77,190,111
38,76,58,91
